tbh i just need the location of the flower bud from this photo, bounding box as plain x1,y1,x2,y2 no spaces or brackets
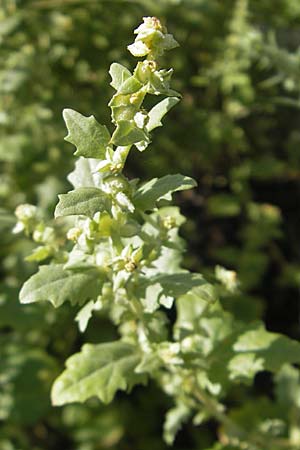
127,17,178,59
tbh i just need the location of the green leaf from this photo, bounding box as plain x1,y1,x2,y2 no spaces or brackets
109,92,144,123
139,273,214,312
111,120,147,146
51,341,145,405
174,290,233,362
118,76,142,95
75,300,98,333
163,403,191,445
154,272,209,298
175,285,220,330
55,187,111,218
209,322,300,385
134,174,197,211
147,97,180,132
68,157,101,188
109,63,131,90
20,264,102,307
63,109,110,158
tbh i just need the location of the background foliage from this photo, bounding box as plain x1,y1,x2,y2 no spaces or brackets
2,0,300,449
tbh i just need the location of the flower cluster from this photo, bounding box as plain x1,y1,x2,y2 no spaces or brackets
128,17,179,59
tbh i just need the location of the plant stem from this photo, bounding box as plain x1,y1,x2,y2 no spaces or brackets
193,385,297,450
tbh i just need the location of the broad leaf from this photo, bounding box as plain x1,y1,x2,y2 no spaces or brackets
20,264,102,307
208,322,300,386
51,341,145,405
63,109,110,158
134,174,197,211
174,290,233,362
147,97,180,132
111,119,147,146
109,63,131,90
55,187,111,218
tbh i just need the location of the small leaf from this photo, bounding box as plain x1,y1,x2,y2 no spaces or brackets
109,63,131,90
118,76,142,95
63,109,110,158
75,300,99,333
147,97,180,132
163,403,191,445
20,264,102,307
134,174,197,211
111,120,147,146
51,341,145,405
55,187,111,218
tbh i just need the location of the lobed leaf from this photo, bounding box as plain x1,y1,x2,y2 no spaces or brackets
208,322,300,386
55,187,111,218
111,119,147,146
109,63,132,90
20,264,103,307
63,109,110,158
51,341,145,405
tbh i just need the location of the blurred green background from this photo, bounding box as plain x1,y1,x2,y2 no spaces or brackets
2,0,300,448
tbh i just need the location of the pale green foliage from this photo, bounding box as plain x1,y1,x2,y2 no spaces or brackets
20,265,103,308
51,342,145,405
134,174,197,210
55,188,111,218
163,402,191,445
63,109,111,159
17,16,300,450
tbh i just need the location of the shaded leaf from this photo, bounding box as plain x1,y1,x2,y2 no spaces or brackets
111,120,147,146
134,174,197,211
